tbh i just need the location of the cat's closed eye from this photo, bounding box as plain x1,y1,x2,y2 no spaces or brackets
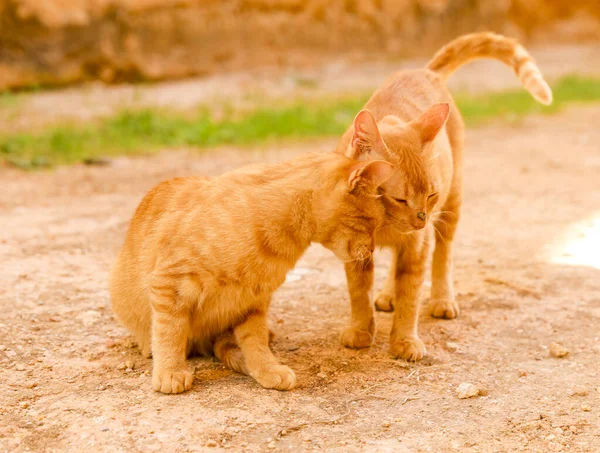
428,193,439,199
392,197,408,205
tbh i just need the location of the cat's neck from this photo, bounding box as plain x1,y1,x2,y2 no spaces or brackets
235,153,342,261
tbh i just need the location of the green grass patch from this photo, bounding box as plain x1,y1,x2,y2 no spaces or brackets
2,75,600,169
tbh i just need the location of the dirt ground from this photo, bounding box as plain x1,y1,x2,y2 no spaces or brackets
1,98,599,452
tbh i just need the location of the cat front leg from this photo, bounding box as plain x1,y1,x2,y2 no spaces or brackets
234,309,296,390
389,235,430,361
429,196,461,319
374,250,398,312
150,277,194,394
340,259,376,349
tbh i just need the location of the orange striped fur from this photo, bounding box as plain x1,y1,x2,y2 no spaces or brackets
335,32,552,361
109,152,394,393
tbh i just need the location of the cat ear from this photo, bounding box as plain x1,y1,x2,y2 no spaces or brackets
347,109,386,159
412,103,450,144
348,160,395,190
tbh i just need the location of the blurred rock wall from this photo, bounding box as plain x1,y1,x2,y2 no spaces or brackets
0,0,598,90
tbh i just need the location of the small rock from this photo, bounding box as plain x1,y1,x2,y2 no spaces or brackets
266,438,273,443
445,342,459,352
125,361,134,370
267,441,276,449
570,386,588,397
518,370,527,377
105,339,116,348
456,382,479,399
0,345,6,351
554,427,563,436
382,422,391,428
206,440,218,447
317,372,327,379
548,441,563,452
19,402,29,409
569,425,577,434
549,343,569,358
117,363,126,370
581,403,591,412
545,434,556,442
15,363,26,371
25,381,37,389
280,430,287,436
98,385,107,391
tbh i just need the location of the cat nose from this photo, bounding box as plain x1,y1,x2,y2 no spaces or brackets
412,212,427,229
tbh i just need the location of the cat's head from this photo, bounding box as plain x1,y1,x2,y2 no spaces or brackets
312,157,394,262
345,103,450,233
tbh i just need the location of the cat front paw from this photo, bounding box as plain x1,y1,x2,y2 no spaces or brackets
253,365,297,391
390,337,426,362
429,299,460,319
340,325,374,349
152,369,194,394
374,292,394,312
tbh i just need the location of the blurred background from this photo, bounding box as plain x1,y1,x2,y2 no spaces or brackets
1,0,599,169
1,0,599,90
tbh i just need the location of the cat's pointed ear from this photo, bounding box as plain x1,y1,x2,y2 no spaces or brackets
348,160,395,190
347,109,386,159
412,103,450,144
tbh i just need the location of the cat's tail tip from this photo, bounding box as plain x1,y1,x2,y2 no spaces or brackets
517,52,553,105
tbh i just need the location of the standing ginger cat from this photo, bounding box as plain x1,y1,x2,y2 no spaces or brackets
336,32,552,361
110,152,394,393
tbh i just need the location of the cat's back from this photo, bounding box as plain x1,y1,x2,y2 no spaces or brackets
367,69,453,120
127,176,209,236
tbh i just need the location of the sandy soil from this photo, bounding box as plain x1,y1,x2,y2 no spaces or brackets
1,102,600,452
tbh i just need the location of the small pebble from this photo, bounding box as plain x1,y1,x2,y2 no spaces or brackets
125,361,134,370
549,343,569,358
15,363,26,371
445,342,459,352
548,441,563,452
266,438,273,443
545,434,556,442
570,386,588,397
117,363,126,370
456,382,479,399
280,430,287,436
25,381,37,389
105,339,116,348
554,427,563,436
581,403,591,412
267,441,276,449
518,370,527,377
569,425,577,434
382,422,391,428
0,345,6,351
206,440,218,447
98,385,107,391
317,372,327,379
19,402,29,409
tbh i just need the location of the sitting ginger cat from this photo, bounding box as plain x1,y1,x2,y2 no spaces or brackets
110,149,394,393
336,32,553,361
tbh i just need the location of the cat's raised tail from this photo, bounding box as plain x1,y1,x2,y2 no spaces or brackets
427,32,553,105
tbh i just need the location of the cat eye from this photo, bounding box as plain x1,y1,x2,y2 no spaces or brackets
392,197,408,205
428,193,439,199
